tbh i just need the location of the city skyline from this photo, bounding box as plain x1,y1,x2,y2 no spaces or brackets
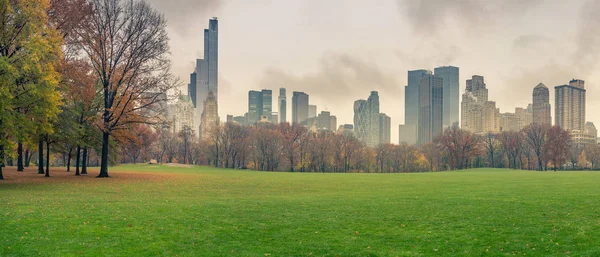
156,0,600,144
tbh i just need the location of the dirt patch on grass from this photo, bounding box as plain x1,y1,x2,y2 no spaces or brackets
0,167,181,185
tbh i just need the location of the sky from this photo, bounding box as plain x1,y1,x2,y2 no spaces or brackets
147,0,600,144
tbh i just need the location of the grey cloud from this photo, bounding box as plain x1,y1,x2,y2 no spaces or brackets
397,0,541,35
573,0,600,76
146,0,222,36
257,53,401,105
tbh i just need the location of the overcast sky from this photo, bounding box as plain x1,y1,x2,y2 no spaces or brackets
147,0,600,143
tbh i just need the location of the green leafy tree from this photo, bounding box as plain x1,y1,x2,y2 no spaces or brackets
0,0,62,179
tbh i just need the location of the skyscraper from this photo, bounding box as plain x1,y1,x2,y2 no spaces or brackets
317,111,337,131
278,88,286,123
309,105,317,118
353,100,368,143
405,70,432,126
379,113,391,144
354,92,381,147
555,79,586,131
292,91,309,124
398,125,417,145
200,91,219,139
261,89,273,122
188,73,197,108
533,83,552,127
418,74,443,146
190,18,218,133
247,89,273,124
434,66,459,127
461,75,500,133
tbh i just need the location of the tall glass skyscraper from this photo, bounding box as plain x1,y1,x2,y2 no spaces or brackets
278,88,286,123
405,70,432,126
434,66,459,128
292,92,309,124
418,74,443,146
248,91,262,124
190,18,219,133
261,89,273,122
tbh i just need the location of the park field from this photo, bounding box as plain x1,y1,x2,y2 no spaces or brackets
1,166,600,256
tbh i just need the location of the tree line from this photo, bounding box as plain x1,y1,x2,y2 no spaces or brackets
120,121,597,173
0,0,175,180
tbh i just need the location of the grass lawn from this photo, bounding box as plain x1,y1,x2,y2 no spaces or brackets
1,165,600,256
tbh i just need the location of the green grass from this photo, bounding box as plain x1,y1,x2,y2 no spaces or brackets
2,166,600,256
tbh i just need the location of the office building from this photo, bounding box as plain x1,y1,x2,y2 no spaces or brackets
278,88,286,123
399,124,417,145
533,83,552,127
379,113,391,144
461,75,500,134
405,70,432,126
292,91,309,124
418,74,443,146
200,91,219,139
434,66,459,128
555,79,586,131
309,105,317,118
190,18,218,132
354,91,381,147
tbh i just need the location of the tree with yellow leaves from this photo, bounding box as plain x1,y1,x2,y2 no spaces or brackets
0,0,62,180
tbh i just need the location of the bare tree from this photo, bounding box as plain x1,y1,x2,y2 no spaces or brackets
482,132,499,168
523,124,548,171
544,126,571,171
499,131,523,169
77,0,174,177
438,126,481,170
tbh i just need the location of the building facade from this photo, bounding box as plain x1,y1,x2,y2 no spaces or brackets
555,79,586,131
418,74,443,146
434,66,459,128
461,75,500,134
190,18,218,133
200,91,219,139
379,113,391,144
169,95,195,135
399,124,417,145
278,88,286,123
248,90,262,125
533,83,552,127
292,91,309,124
309,105,317,118
405,70,432,127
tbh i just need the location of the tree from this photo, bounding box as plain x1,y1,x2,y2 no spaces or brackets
77,0,174,177
578,150,588,169
499,131,523,169
482,132,499,168
438,126,481,170
178,126,194,164
544,126,571,171
523,124,548,171
585,144,600,170
0,0,62,179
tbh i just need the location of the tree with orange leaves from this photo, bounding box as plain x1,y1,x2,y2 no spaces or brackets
76,0,175,177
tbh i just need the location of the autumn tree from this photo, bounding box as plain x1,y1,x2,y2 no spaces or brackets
585,144,600,170
499,131,523,169
544,126,571,171
77,0,174,177
438,126,481,170
178,126,194,164
0,0,62,179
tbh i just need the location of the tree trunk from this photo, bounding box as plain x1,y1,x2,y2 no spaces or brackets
0,144,4,180
82,148,88,174
38,139,45,174
17,141,24,171
98,132,110,178
67,148,73,172
45,141,50,177
25,149,31,167
75,146,81,176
